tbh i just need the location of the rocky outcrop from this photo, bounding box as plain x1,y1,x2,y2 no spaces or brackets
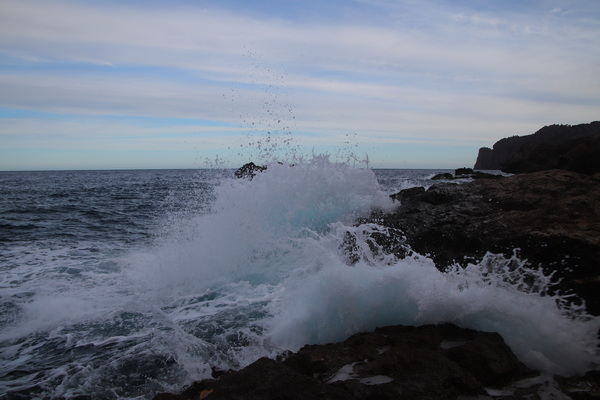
370,169,600,315
474,121,600,173
502,132,600,174
153,324,537,400
154,323,600,400
431,168,503,181
234,162,267,180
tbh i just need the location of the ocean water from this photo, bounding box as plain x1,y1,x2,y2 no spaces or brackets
0,159,598,399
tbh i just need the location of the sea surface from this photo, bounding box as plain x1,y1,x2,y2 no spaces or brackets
1,160,598,399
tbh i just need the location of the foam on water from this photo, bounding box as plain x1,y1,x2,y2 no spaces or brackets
133,157,397,294
1,159,598,399
134,157,597,375
266,247,598,376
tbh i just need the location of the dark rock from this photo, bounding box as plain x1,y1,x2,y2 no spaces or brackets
429,169,493,181
432,173,454,180
430,170,502,182
390,186,425,202
444,331,529,386
152,394,181,400
474,146,495,170
555,370,600,400
420,185,458,205
234,162,267,180
502,132,600,175
470,171,503,179
188,357,350,400
474,121,600,173
455,167,504,180
341,225,410,266
369,169,600,315
455,167,475,175
154,324,535,400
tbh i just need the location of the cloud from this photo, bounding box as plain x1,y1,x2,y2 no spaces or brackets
0,0,599,169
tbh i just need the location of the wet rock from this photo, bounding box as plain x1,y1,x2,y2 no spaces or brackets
377,169,600,315
182,357,350,400
432,172,454,180
454,168,503,180
431,170,502,181
455,167,475,176
285,324,532,397
234,162,267,180
390,186,425,202
152,324,535,400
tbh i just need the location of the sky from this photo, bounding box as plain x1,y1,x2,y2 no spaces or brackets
0,0,599,170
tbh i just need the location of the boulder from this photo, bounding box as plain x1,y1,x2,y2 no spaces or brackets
152,324,534,400
431,172,454,180
389,186,425,202
234,162,267,180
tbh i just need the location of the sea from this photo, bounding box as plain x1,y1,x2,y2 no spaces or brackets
1,159,598,399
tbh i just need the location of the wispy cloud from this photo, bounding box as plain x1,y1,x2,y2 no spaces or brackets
0,0,598,169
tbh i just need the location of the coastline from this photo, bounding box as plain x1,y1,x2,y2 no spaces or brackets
153,168,600,400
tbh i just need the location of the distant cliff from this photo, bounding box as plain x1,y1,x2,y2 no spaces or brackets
474,121,600,174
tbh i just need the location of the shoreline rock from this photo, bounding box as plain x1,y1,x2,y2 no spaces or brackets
152,324,530,400
431,167,504,181
369,169,600,315
153,323,599,400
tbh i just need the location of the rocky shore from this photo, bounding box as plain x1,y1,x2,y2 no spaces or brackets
369,168,600,316
154,323,600,400
153,166,600,400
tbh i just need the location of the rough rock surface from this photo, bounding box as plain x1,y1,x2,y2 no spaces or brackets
234,162,267,180
371,169,600,315
154,324,600,400
153,324,536,400
432,168,503,181
474,121,600,173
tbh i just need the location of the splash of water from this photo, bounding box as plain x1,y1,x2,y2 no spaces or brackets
137,157,598,377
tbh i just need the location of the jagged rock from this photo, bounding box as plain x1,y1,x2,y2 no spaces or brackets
474,121,600,173
376,169,600,315
431,170,502,181
177,357,350,400
390,186,425,202
456,167,504,180
432,172,454,180
455,167,475,175
234,162,267,180
152,324,534,400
